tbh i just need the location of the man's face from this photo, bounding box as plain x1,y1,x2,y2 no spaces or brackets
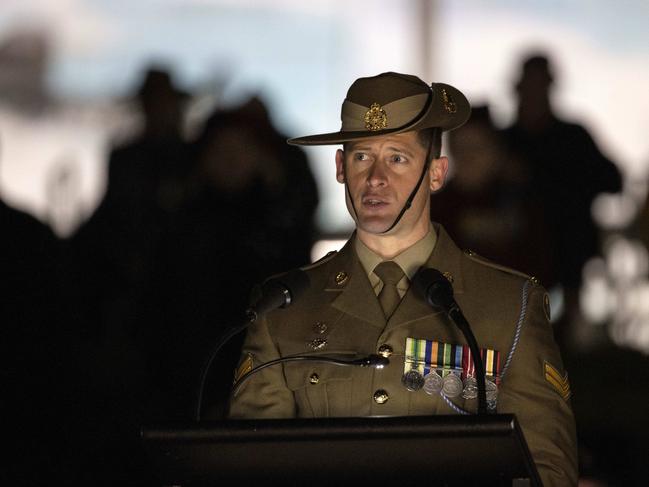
335,131,448,239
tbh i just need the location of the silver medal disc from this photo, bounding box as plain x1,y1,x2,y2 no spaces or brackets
486,379,498,402
462,375,478,399
442,372,463,398
401,369,425,392
423,371,443,395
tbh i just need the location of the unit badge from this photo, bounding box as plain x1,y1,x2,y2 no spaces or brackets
307,337,328,351
364,102,388,131
335,271,349,286
441,88,457,114
543,293,552,322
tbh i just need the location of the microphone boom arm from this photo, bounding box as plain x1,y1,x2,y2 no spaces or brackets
231,354,389,397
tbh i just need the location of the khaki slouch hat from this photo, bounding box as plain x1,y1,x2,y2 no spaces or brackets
288,71,471,146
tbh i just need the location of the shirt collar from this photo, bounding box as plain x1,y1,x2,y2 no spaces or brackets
354,226,438,281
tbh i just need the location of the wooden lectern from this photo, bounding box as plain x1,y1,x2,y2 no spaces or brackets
142,414,542,486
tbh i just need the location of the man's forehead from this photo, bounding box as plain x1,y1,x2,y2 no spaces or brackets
344,131,420,150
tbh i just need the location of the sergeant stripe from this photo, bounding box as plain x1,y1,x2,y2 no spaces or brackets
545,373,571,399
545,364,566,383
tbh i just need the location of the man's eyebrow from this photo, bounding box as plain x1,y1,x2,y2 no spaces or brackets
348,146,372,151
387,146,414,157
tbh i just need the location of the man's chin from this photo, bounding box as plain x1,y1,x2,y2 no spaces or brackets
356,216,396,235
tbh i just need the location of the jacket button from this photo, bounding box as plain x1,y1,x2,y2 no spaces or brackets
309,373,319,384
373,389,389,404
378,344,393,358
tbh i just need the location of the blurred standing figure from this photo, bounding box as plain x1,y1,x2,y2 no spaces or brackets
66,65,191,484
1,197,63,485
501,53,622,323
145,99,319,420
71,65,191,344
431,105,554,285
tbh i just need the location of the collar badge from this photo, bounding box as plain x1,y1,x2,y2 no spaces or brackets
441,88,457,114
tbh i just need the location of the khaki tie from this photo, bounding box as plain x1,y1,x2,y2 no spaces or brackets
374,261,405,319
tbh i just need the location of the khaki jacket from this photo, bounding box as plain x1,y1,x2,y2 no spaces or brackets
229,225,577,486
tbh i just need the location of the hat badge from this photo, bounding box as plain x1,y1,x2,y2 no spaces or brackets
441,88,457,114
364,103,388,131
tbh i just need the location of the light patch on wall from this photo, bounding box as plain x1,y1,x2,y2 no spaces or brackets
310,239,347,263
580,235,649,353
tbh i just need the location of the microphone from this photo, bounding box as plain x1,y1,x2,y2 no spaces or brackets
415,268,459,314
413,267,488,415
231,354,389,397
246,269,310,322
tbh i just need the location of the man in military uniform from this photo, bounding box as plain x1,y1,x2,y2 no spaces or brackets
228,72,577,486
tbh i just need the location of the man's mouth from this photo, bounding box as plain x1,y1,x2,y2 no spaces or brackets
362,196,389,208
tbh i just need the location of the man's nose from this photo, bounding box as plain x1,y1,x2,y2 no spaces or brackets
366,161,387,187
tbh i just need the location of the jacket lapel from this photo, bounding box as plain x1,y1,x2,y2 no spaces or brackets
326,239,386,329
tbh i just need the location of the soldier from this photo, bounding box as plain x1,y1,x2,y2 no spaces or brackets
228,72,577,486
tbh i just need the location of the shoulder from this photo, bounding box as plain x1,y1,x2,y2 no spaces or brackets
463,249,539,285
300,250,338,272
296,249,339,287
459,249,544,312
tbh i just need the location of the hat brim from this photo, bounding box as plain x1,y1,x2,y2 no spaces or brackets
288,82,470,146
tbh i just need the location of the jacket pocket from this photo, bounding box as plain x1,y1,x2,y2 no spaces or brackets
283,351,356,417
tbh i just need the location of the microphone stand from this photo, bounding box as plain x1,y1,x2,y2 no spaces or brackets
194,311,256,422
414,267,488,415
196,269,309,420
446,305,488,415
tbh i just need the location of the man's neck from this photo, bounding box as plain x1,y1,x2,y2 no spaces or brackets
357,222,431,260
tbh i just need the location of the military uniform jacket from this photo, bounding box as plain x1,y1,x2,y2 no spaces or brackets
229,225,578,486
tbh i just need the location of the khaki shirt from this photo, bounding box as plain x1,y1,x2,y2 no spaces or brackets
355,227,437,298
229,224,578,487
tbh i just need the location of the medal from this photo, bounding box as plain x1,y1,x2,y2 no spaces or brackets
487,381,498,411
423,371,443,395
401,369,425,391
462,375,478,399
442,371,463,398
486,378,498,402
403,337,502,403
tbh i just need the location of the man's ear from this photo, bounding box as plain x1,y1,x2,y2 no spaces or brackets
429,156,449,192
335,149,346,184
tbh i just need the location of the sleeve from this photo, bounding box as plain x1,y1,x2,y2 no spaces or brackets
497,285,578,487
227,314,296,419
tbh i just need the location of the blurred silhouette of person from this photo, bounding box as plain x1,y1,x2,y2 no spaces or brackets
630,170,649,247
142,98,318,420
235,96,319,269
501,53,622,331
64,65,191,485
0,29,51,113
430,105,555,285
0,142,67,484
70,64,191,355
77,65,191,286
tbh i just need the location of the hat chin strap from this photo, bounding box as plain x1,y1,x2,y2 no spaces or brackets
344,134,434,235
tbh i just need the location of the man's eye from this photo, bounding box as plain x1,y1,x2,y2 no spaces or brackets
354,153,368,161
391,155,405,163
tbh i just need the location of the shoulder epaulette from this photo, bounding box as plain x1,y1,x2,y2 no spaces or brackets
300,250,338,271
463,249,541,286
